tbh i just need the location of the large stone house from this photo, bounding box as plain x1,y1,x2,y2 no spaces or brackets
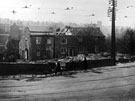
55,26,105,58
19,26,105,61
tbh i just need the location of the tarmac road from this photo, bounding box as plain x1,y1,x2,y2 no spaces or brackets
0,63,135,101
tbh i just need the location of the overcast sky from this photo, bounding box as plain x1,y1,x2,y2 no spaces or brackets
0,0,135,27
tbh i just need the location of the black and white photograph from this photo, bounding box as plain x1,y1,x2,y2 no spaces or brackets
0,0,135,100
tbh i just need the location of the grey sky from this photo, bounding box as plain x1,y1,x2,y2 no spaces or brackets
0,0,135,27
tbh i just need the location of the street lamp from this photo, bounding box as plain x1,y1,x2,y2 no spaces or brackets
108,0,117,64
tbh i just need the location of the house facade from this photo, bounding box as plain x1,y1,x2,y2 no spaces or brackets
19,27,30,60
54,34,105,58
54,26,105,58
29,34,54,60
19,26,105,61
19,27,54,61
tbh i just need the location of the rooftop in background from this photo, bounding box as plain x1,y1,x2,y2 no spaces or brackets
26,26,54,36
28,26,53,32
71,27,104,36
30,32,54,36
58,26,105,36
24,25,105,37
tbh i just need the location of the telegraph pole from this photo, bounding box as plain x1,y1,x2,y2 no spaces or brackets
111,0,116,64
108,0,117,64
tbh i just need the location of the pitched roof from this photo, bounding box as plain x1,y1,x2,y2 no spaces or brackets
27,26,54,35
69,27,105,36
28,26,51,32
30,32,54,36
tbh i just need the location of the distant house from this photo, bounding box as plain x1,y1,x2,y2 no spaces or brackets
20,26,105,61
0,24,10,33
10,23,21,40
0,34,9,53
0,23,21,61
6,23,21,55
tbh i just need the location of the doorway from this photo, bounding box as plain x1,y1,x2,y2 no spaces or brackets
24,48,28,60
68,48,74,56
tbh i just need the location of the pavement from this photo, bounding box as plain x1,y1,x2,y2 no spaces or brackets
0,62,135,101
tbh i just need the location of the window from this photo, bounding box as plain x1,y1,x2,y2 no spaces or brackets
47,38,52,44
0,40,2,45
46,46,52,51
37,51,40,56
78,37,83,42
95,37,98,41
78,47,84,53
61,38,67,44
95,46,99,53
36,37,41,44
61,48,67,54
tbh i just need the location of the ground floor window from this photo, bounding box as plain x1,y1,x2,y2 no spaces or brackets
61,47,67,54
95,46,99,53
67,48,75,56
37,50,40,56
78,47,84,53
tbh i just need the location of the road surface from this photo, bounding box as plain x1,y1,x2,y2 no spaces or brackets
0,63,135,101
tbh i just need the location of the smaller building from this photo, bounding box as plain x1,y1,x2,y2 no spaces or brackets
10,23,21,40
0,34,9,53
19,27,54,61
6,23,21,56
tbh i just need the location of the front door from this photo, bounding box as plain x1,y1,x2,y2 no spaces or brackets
68,48,74,56
24,48,28,60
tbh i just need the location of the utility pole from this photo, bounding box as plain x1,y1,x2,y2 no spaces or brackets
108,0,117,64
111,0,116,64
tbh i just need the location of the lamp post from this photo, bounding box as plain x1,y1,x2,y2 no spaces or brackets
108,0,117,64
